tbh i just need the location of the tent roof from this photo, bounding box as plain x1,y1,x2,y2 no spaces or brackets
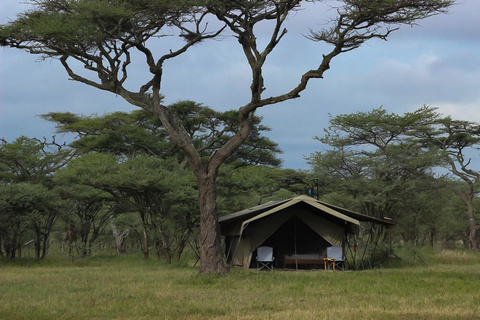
316,200,394,226
218,199,290,237
218,198,290,224
241,195,360,227
219,195,393,227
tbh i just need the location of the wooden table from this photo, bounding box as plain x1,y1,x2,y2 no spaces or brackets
324,257,336,271
283,254,324,268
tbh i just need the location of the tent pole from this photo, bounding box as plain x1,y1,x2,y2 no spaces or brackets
353,234,358,270
225,237,233,264
294,217,298,271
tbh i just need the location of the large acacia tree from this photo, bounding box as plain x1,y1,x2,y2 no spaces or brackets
0,0,454,274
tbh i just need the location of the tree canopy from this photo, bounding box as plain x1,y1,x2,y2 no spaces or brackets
42,101,282,167
0,137,72,259
416,117,480,250
308,107,480,249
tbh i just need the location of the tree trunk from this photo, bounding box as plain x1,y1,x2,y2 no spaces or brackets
142,227,149,259
6,239,15,259
34,231,41,260
40,236,49,260
197,173,228,275
175,240,185,263
139,211,150,259
157,231,172,264
458,190,479,250
0,237,3,259
153,236,172,263
112,227,130,254
429,226,436,248
465,199,478,250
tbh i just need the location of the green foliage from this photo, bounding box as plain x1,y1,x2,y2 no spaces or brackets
415,116,480,249
42,111,170,157
309,0,454,50
308,107,454,245
42,103,282,166
0,137,71,259
0,136,71,183
39,105,283,261
0,0,200,56
217,165,309,215
311,106,480,249
55,152,199,261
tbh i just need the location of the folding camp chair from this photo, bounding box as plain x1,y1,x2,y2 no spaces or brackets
256,246,274,270
327,246,345,271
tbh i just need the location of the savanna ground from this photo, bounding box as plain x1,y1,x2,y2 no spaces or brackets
1,248,479,320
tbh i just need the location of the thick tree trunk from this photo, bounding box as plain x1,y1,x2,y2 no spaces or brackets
197,173,228,275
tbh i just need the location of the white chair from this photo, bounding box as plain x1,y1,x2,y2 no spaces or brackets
327,246,345,270
256,246,274,271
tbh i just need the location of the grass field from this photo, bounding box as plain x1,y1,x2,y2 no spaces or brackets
1,249,479,319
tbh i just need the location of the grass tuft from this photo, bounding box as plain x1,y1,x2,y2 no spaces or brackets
434,249,480,265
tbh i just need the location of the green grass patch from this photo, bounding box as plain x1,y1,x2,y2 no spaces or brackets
1,250,479,319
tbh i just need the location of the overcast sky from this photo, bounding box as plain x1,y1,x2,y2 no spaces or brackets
1,1,480,170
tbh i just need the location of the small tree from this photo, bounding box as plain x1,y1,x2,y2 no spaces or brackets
1,0,454,273
55,182,114,257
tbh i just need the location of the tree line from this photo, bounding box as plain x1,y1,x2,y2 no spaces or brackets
308,106,480,250
1,105,479,263
0,102,307,261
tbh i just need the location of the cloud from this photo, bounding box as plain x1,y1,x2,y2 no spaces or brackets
435,100,480,123
387,1,480,44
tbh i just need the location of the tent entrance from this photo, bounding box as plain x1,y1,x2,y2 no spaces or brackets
249,216,331,269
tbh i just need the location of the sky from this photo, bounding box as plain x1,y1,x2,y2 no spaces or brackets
1,1,480,170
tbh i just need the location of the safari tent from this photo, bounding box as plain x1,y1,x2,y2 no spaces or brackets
219,195,392,269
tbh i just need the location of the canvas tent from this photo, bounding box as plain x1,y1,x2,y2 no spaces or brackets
219,195,391,269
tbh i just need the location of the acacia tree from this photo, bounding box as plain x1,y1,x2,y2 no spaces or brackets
55,182,114,257
61,153,199,261
419,119,480,250
0,136,71,259
307,107,445,244
0,0,454,274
